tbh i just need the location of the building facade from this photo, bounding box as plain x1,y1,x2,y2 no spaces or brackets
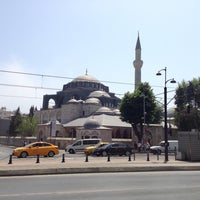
34,72,134,144
34,35,173,148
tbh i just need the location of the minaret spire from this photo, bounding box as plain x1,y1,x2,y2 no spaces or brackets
135,32,141,50
133,33,143,90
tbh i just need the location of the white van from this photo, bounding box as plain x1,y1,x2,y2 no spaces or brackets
65,138,101,154
150,140,178,154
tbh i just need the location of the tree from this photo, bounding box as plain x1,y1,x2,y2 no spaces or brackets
17,106,38,137
29,106,35,118
9,107,23,137
17,116,38,137
174,78,200,131
119,82,162,143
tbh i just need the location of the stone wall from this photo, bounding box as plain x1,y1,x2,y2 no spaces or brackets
0,136,73,149
0,136,133,149
178,130,200,161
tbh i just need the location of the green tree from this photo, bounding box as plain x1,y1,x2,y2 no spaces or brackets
9,107,23,137
174,78,200,131
17,106,38,137
119,82,162,142
18,116,38,137
29,106,35,118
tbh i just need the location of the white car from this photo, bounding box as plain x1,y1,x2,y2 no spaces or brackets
150,140,178,155
65,138,101,154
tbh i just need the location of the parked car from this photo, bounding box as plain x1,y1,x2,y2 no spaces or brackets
12,142,59,158
150,140,178,155
65,138,101,154
93,143,133,156
84,142,108,155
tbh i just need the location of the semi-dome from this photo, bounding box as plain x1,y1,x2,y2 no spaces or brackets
113,109,121,115
88,90,111,98
84,118,100,129
72,73,100,83
95,106,113,115
85,98,101,105
67,98,79,104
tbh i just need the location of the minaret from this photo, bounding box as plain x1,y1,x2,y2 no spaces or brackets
133,33,143,89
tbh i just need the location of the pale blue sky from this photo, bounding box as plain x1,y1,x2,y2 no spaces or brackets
0,0,200,113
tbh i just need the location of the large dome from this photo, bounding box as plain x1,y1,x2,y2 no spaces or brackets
72,73,100,83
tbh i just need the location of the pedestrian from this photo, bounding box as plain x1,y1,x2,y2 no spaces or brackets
23,140,27,146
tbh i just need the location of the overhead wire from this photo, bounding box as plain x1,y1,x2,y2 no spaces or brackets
0,69,176,99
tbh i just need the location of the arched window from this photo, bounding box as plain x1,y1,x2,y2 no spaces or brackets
123,130,129,138
116,129,121,138
48,98,56,109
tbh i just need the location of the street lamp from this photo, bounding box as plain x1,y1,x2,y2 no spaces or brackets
156,67,176,162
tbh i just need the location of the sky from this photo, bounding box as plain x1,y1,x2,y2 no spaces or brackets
0,0,200,114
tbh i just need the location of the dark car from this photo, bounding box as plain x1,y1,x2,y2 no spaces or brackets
92,143,132,156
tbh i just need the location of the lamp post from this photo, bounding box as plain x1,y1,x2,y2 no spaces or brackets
156,67,176,162
143,96,146,136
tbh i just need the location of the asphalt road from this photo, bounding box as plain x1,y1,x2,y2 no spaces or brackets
0,171,200,200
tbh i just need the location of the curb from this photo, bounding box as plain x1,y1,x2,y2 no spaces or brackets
1,165,200,176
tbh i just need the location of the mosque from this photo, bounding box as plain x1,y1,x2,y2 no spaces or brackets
34,35,173,148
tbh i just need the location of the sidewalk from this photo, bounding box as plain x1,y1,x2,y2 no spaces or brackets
0,153,200,176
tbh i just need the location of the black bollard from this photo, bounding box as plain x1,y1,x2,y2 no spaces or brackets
107,154,110,162
174,147,177,160
85,154,88,162
36,154,40,163
147,151,150,161
157,152,159,160
62,153,65,163
8,154,12,164
128,154,131,161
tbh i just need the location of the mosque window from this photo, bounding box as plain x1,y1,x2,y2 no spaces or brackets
123,130,129,138
48,98,56,109
116,129,121,138
112,131,115,138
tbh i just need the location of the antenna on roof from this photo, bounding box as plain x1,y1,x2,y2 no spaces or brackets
85,68,88,75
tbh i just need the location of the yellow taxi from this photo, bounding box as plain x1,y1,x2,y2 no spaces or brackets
84,142,108,155
12,141,59,158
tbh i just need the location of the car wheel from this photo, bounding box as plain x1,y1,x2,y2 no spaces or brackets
20,151,28,158
152,150,157,155
157,150,161,155
48,151,55,157
102,151,107,157
69,149,75,154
